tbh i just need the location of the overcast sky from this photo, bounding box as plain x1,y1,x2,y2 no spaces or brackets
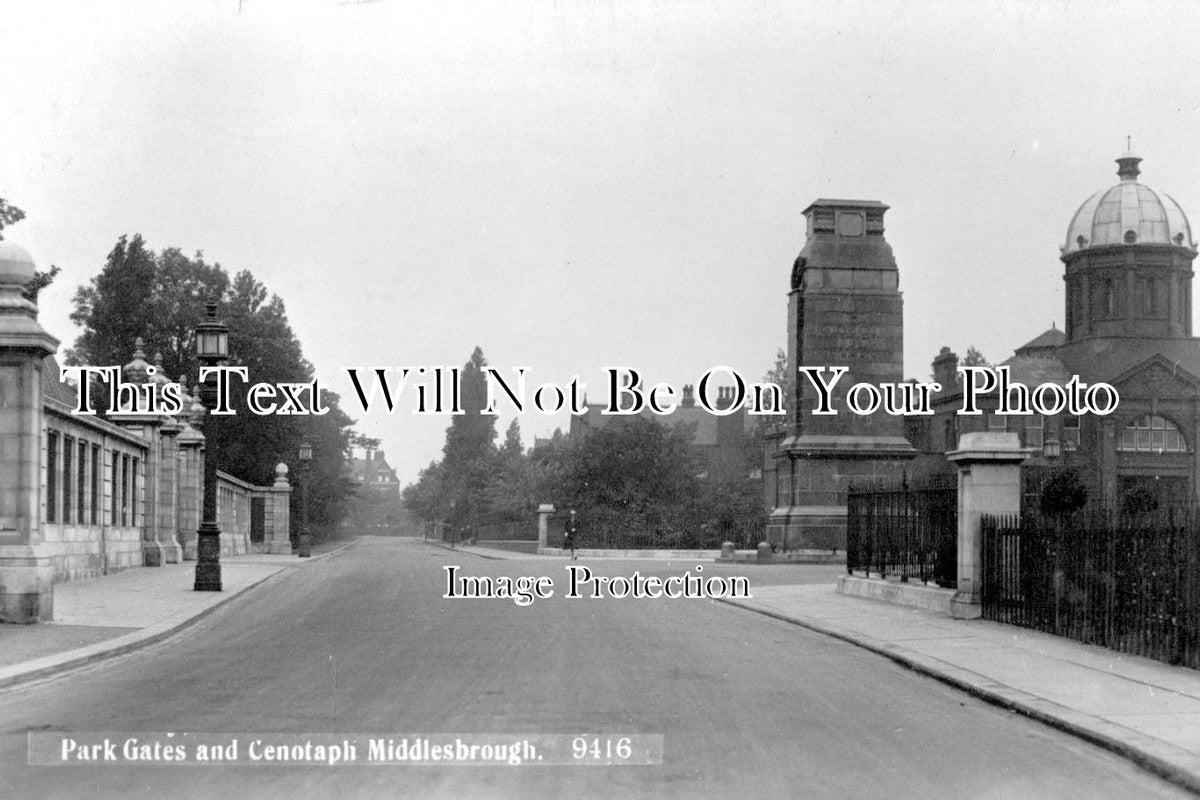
5,1,1200,485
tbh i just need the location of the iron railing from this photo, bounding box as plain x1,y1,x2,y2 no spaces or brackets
846,474,958,587
982,510,1200,669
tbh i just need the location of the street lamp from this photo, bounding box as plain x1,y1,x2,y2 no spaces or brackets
194,300,228,592
298,439,313,558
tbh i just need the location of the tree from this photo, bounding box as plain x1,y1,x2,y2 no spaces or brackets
481,419,533,521
67,234,360,538
758,347,791,438
0,196,61,302
402,460,446,522
68,235,177,369
0,197,25,238
557,418,700,542
962,346,991,368
440,346,499,524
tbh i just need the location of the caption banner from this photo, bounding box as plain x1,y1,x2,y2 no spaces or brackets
29,732,664,767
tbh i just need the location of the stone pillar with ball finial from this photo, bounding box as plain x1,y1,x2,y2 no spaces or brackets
0,241,61,621
267,463,293,554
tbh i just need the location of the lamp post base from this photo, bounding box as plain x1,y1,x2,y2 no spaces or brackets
194,525,222,591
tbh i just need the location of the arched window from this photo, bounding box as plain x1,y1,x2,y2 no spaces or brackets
1118,415,1187,453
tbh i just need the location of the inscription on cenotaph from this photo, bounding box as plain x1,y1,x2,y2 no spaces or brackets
768,198,915,550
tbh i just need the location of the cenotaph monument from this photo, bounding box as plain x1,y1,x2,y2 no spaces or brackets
766,199,916,550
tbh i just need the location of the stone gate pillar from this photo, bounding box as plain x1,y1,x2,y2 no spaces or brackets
267,463,293,554
947,432,1031,619
537,504,554,553
0,243,60,622
176,381,205,560
112,341,168,566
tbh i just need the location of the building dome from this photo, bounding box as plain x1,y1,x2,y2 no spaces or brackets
0,241,36,286
1063,154,1194,254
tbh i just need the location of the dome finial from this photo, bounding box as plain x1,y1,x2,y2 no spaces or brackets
1116,140,1141,181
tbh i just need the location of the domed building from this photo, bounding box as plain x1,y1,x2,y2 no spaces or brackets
918,152,1200,508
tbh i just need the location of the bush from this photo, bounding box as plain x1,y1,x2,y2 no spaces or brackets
1120,486,1159,515
1039,470,1089,516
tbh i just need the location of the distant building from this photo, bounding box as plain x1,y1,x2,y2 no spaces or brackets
349,448,401,498
568,384,756,481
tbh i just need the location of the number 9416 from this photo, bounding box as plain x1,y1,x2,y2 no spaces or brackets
572,737,632,760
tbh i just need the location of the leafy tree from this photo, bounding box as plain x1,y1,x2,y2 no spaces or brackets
758,347,791,438
402,460,446,522
557,418,700,542
68,235,178,368
352,433,382,451
962,346,991,368
0,197,25,236
67,235,359,538
440,346,499,524
481,419,533,521
0,196,61,302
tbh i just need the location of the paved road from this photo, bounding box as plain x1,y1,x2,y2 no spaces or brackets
0,538,1191,800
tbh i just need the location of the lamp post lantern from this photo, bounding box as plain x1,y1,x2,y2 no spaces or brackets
298,439,313,557
194,301,228,591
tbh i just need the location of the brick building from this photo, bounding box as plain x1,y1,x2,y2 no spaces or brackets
568,384,757,481
910,152,1200,508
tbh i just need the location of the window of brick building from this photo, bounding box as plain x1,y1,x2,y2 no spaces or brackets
90,444,101,525
1025,415,1044,449
77,439,87,525
121,454,130,527
62,436,74,525
1119,415,1186,453
1062,415,1080,451
46,431,58,523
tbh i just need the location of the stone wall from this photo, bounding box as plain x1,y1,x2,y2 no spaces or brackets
40,401,147,581
0,237,295,622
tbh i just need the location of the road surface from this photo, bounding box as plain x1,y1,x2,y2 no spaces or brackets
0,537,1190,799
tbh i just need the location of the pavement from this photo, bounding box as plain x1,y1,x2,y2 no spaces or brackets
726,582,1200,795
0,540,351,690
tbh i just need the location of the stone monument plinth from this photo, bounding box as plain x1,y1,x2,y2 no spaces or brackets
767,199,916,550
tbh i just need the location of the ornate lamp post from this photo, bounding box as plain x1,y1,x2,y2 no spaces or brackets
194,301,228,591
298,439,313,558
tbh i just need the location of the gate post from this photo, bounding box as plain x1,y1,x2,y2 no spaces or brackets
266,463,293,554
0,243,60,622
947,432,1031,620
537,504,554,554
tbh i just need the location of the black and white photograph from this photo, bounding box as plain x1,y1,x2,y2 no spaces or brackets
4,1,1200,798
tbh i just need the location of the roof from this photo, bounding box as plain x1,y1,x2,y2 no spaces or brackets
1057,336,1200,386
998,352,1073,386
349,453,399,483
1013,325,1065,356
1063,155,1194,254
41,356,80,406
570,395,754,446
